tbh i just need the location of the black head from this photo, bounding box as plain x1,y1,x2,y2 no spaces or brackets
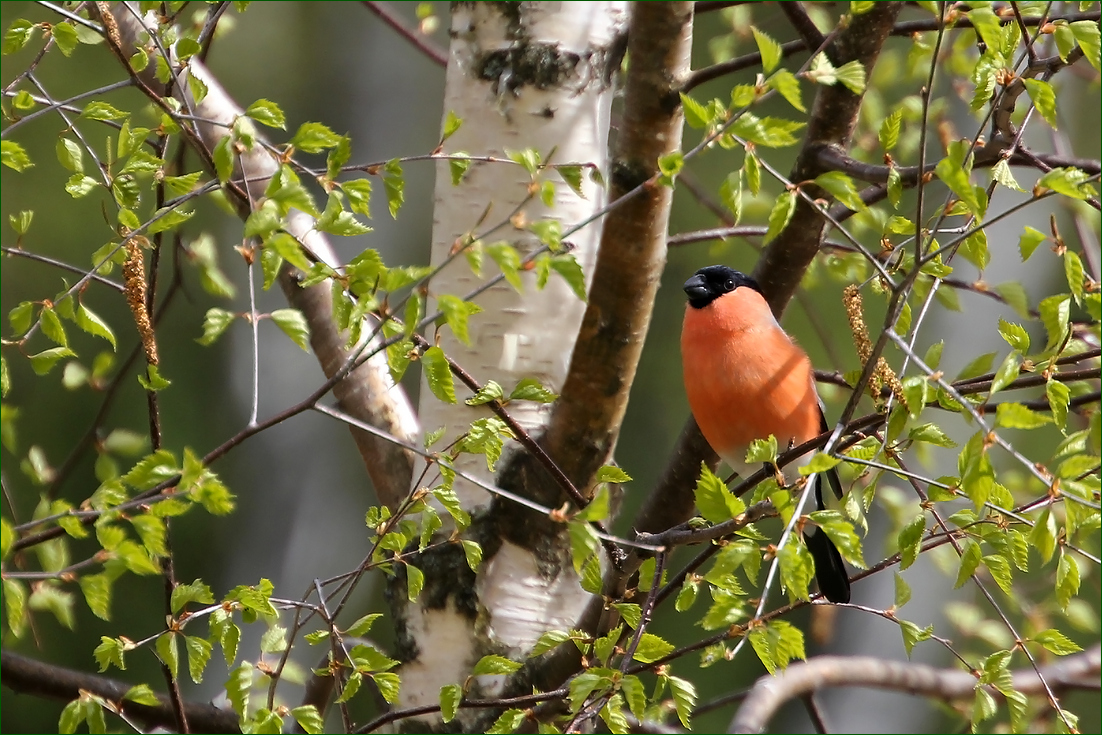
683,265,760,309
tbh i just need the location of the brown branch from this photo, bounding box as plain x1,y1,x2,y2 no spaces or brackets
360,1,448,68
533,1,696,499
730,645,1102,733
890,9,1100,36
753,2,904,315
684,39,806,91
0,650,240,734
780,2,826,52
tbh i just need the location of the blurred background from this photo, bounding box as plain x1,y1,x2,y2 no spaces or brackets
2,3,1098,733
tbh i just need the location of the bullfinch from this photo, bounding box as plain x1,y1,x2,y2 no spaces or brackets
681,264,851,604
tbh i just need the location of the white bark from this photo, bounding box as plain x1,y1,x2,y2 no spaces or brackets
398,1,627,720
417,1,626,510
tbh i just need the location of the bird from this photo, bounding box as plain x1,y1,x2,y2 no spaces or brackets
681,264,851,604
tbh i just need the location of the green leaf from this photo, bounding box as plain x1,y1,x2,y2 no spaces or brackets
898,513,925,570
124,684,159,706
745,435,778,465
1064,250,1085,305
472,654,522,675
991,159,1024,192
171,579,214,614
81,101,129,121
551,254,587,301
1038,294,1070,351
908,423,956,448
814,171,866,213
41,306,68,347
226,663,252,719
75,304,117,349
694,463,744,523
1032,628,1083,656
3,18,37,55
679,92,710,129
1071,20,1101,69
651,149,681,184
383,159,404,218
185,635,212,683
631,633,674,663
439,683,462,722
291,705,324,735
744,151,761,195
290,121,342,153
718,171,743,225
270,308,310,351
341,178,372,218
59,699,84,734
995,402,1052,430
960,230,989,271
487,709,527,735
934,141,981,215
197,308,235,346
156,632,179,681
56,137,84,173
799,452,841,475
1,140,33,171
1018,226,1046,261
899,619,934,655
990,351,1021,395
344,612,382,637
1022,78,1058,129
1037,167,1095,200
79,574,112,620
421,346,456,404
595,465,631,484
30,347,75,375
954,539,981,588
460,539,482,571
406,563,424,600
1055,551,1080,612
437,294,482,345
665,674,696,729
879,109,902,152
764,190,796,243
3,578,27,637
317,192,371,236
509,377,557,403
245,99,286,129
894,572,911,608
997,318,1030,353
1047,380,1070,431
64,173,97,198
752,26,783,72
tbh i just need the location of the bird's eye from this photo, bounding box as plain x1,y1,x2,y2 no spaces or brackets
724,279,735,291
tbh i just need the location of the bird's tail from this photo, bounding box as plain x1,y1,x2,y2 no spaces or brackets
804,525,851,603
804,468,851,603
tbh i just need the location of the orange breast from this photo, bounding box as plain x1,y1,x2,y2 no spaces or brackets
682,296,820,471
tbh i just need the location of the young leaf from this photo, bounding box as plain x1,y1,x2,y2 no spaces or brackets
270,308,310,351
421,346,456,404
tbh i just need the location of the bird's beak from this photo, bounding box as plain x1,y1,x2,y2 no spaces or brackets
683,273,709,302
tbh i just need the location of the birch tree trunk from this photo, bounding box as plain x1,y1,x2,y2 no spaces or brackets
395,1,627,724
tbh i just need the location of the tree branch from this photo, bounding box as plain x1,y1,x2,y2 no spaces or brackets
534,1,696,498
1,650,240,734
730,645,1102,733
753,2,904,316
99,2,419,510
360,1,448,68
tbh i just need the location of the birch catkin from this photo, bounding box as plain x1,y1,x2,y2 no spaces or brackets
124,239,158,366
843,285,903,405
